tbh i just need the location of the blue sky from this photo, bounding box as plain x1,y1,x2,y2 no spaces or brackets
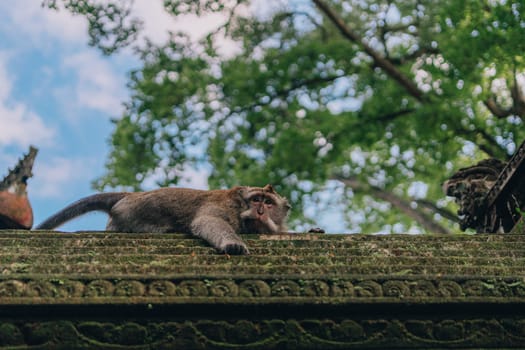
0,1,223,230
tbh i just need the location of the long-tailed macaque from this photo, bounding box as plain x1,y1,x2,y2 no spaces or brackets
36,184,290,255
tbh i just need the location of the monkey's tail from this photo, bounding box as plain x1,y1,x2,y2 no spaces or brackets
35,193,128,230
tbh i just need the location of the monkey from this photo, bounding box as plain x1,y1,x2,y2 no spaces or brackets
35,184,290,255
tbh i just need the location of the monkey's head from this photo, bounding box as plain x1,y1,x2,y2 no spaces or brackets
239,184,291,234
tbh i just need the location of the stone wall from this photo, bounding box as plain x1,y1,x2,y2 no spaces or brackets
0,230,525,349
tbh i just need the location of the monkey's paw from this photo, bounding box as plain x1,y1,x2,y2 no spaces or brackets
220,241,250,255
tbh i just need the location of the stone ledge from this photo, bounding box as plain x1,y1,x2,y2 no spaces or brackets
0,230,525,349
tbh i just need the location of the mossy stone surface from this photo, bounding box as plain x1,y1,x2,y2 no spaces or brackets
0,230,525,348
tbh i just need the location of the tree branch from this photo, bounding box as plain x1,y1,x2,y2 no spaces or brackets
483,71,525,120
373,108,415,123
312,0,425,102
483,97,512,119
223,73,345,120
334,176,451,234
389,47,440,65
456,126,509,160
415,199,459,223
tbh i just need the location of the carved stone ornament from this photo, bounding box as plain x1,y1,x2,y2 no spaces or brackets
0,146,37,229
444,140,525,232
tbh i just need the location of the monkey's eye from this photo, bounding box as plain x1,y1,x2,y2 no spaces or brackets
264,198,274,205
251,195,262,203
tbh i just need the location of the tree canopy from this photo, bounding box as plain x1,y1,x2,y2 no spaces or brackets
43,0,525,233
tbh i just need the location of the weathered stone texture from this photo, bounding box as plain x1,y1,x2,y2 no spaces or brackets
0,230,525,349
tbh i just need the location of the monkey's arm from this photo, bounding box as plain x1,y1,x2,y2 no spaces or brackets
190,214,249,255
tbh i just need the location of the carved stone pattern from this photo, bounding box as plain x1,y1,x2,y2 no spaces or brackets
0,318,524,348
443,158,506,232
483,140,525,232
486,140,525,206
1,278,525,299
443,140,525,232
0,146,37,191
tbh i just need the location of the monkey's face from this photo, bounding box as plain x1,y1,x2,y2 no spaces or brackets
240,185,290,233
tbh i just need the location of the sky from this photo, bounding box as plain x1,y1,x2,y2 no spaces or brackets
0,0,228,231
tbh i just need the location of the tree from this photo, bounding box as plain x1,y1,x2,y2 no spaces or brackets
44,0,525,233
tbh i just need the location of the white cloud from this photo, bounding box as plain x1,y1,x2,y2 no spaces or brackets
131,0,240,56
32,156,98,198
131,0,176,45
4,0,133,119
61,52,126,115
0,54,55,148
132,0,225,43
0,105,55,148
0,0,87,49
0,1,124,121
141,163,210,191
0,54,12,101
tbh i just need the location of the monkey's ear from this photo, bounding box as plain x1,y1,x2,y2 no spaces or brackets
236,187,248,197
263,184,275,193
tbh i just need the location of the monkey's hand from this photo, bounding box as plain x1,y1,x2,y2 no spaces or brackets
190,214,250,255
219,239,250,255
